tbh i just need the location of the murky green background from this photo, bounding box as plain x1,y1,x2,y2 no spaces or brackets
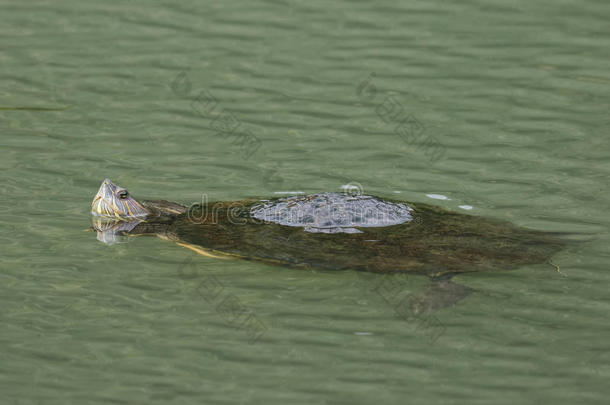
2,0,609,403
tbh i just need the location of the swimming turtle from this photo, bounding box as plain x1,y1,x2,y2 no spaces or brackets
91,179,565,312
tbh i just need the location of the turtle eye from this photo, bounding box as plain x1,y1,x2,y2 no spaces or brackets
118,190,129,199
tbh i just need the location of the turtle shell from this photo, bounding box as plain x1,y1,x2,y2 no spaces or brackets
250,193,414,233
164,193,564,277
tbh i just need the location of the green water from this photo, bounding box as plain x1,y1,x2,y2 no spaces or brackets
2,0,609,403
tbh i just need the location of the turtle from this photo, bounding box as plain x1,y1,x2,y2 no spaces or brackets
90,179,566,312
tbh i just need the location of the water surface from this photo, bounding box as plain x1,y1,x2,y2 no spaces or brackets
1,0,609,404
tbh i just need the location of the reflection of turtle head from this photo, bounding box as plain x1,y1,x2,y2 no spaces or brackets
91,179,149,220
91,217,143,245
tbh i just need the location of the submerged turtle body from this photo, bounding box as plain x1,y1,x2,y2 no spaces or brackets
91,179,564,279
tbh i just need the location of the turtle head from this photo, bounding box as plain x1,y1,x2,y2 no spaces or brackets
91,179,150,220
